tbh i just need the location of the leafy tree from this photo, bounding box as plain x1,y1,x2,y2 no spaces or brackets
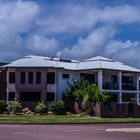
35,101,47,114
64,79,89,100
7,100,21,114
73,83,109,114
65,79,110,115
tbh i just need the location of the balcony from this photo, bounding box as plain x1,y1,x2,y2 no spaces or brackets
103,82,119,90
122,83,137,90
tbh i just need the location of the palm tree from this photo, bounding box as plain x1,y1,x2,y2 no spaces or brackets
73,83,109,115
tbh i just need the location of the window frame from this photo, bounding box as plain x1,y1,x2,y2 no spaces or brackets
9,72,15,84
20,91,41,102
47,72,55,84
62,73,69,79
8,92,15,101
28,72,33,84
20,71,26,84
46,92,55,102
36,72,41,84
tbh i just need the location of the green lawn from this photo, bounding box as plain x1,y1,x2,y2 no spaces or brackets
0,115,140,124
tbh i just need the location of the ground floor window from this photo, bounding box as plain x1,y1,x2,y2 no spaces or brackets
20,91,40,102
122,94,134,103
109,94,118,102
46,92,55,102
9,92,15,101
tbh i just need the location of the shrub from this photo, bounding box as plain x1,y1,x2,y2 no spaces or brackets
7,100,21,114
35,101,47,114
50,100,66,115
0,100,7,113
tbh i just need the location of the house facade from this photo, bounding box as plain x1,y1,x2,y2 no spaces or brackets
3,55,140,112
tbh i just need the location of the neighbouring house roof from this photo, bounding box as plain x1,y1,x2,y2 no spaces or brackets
3,55,140,72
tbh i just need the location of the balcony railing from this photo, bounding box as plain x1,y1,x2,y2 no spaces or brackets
103,82,137,90
122,83,137,90
103,82,119,90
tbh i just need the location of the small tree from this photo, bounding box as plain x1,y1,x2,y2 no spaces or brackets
73,83,110,115
50,101,66,115
0,100,7,114
7,100,21,114
64,79,89,101
35,101,47,114
64,79,110,115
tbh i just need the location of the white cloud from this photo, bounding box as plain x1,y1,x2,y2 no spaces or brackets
62,26,116,59
9,0,39,32
104,40,140,68
37,4,140,33
0,0,139,70
25,35,58,56
0,0,40,60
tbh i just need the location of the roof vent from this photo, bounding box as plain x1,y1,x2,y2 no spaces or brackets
60,58,71,63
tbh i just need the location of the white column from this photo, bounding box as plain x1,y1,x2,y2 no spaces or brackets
135,93,139,105
135,73,140,105
118,92,122,104
98,70,103,91
6,70,9,103
136,73,139,91
118,71,122,90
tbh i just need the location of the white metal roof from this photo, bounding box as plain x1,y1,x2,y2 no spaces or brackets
4,55,140,72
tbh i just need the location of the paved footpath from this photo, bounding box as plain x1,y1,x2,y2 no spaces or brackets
0,123,140,140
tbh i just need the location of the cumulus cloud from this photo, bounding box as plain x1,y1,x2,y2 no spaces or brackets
25,35,58,56
105,40,140,68
37,4,140,33
62,26,116,59
0,0,39,60
0,0,139,69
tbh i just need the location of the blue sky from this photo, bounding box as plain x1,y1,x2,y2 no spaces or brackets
0,0,140,68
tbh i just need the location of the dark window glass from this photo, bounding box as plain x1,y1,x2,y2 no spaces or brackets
20,72,25,84
9,72,15,83
46,92,55,102
20,91,40,102
36,72,41,84
28,72,33,84
62,74,69,79
122,76,133,83
80,73,95,83
111,75,117,83
9,92,15,101
47,72,55,84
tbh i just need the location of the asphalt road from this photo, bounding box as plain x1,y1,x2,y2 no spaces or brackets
0,123,140,140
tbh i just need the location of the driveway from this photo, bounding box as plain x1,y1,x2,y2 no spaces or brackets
0,123,140,140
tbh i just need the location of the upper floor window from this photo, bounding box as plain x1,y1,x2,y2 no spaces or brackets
80,73,95,83
122,76,133,83
20,71,25,84
36,72,41,84
9,72,15,83
62,73,69,79
28,72,33,84
47,72,55,84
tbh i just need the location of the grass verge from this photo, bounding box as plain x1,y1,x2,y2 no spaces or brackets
0,114,140,124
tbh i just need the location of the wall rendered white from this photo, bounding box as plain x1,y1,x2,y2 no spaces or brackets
57,69,80,100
